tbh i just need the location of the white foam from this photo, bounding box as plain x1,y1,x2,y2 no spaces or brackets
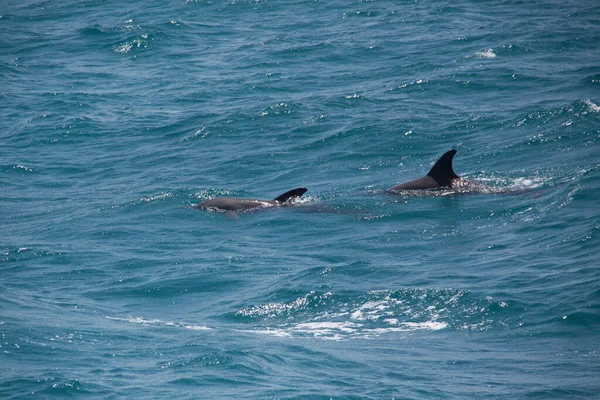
180,126,208,142
236,291,319,317
584,99,600,113
475,49,496,58
293,321,360,333
194,189,236,201
251,328,292,338
139,192,173,202
350,293,407,322
290,321,360,341
113,35,150,54
239,289,460,340
292,195,317,205
107,316,212,331
351,299,393,321
259,102,290,117
114,42,133,54
397,79,428,89
184,325,212,331
401,321,447,331
107,316,162,325
507,176,546,190
250,318,446,340
344,93,362,99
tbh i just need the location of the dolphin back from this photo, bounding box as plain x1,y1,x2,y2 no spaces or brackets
273,188,308,203
426,149,460,187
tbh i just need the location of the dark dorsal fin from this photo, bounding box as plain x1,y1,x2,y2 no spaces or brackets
273,188,308,203
426,149,460,187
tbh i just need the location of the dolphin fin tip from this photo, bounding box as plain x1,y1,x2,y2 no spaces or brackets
426,149,460,187
273,188,308,203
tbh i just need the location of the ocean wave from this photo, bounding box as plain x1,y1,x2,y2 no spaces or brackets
236,288,513,340
514,99,600,128
3,0,599,396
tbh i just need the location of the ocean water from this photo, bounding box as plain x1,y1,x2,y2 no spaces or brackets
1,0,600,398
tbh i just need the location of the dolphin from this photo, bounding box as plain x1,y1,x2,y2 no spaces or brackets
194,188,308,212
388,149,461,191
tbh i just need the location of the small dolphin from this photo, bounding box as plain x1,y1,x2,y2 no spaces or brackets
388,149,461,191
194,188,308,212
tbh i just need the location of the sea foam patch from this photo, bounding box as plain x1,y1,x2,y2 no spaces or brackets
237,288,502,340
475,49,497,58
106,316,211,331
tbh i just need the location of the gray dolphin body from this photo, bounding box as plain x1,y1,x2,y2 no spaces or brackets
194,188,308,212
388,150,461,191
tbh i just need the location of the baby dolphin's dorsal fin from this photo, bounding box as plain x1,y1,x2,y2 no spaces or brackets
273,188,308,203
426,149,460,187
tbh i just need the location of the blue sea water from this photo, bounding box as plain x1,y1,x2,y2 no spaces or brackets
1,0,600,398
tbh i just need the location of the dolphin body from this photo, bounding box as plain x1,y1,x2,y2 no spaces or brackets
194,188,308,212
388,150,461,191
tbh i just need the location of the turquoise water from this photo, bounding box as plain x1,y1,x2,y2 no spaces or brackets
1,0,600,398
